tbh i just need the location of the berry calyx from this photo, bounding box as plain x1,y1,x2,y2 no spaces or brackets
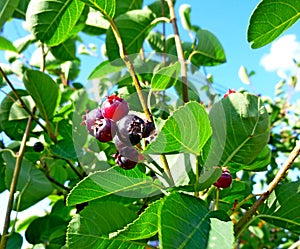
223,89,236,98
115,146,139,170
33,142,44,152
101,94,129,121
116,114,145,146
214,168,232,188
82,108,103,135
93,118,116,142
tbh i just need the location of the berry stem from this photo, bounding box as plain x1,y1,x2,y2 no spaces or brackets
166,0,189,103
160,154,175,186
214,187,220,210
0,109,35,249
234,140,300,237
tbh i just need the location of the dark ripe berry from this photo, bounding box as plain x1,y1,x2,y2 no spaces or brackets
142,121,155,138
214,168,232,188
116,114,145,146
82,108,103,135
33,142,44,152
223,89,236,98
115,146,139,170
101,94,129,121
93,118,116,142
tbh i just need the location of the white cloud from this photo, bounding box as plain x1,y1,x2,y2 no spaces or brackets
260,34,300,91
260,34,300,72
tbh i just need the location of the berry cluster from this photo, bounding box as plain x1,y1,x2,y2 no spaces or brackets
82,94,155,170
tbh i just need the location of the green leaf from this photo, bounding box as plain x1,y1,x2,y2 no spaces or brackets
147,31,164,53
248,0,300,48
0,36,18,52
144,101,212,155
3,150,53,211
179,4,192,31
115,0,142,17
26,0,85,46
12,0,30,19
0,156,6,193
88,60,124,79
24,70,61,121
106,9,156,62
50,38,77,61
114,198,163,240
25,215,68,247
66,167,162,206
259,181,300,234
207,93,270,168
9,96,35,120
5,232,23,249
0,90,33,140
0,0,20,30
159,192,234,249
207,218,234,249
151,62,181,91
80,0,116,18
191,29,226,66
67,202,145,249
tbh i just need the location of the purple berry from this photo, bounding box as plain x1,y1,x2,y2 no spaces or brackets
115,146,139,170
214,168,232,188
116,114,145,146
93,118,116,142
82,108,103,135
33,142,44,152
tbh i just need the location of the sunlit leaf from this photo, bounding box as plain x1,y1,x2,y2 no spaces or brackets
191,29,226,66
179,4,192,31
67,202,145,249
80,0,116,18
66,167,162,206
248,0,300,48
26,0,85,46
0,36,17,52
144,101,212,155
0,0,20,30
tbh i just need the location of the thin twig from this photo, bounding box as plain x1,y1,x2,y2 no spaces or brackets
166,0,189,103
234,140,300,236
0,110,35,249
160,154,175,185
108,18,153,123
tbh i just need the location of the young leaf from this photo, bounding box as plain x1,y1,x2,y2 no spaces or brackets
144,101,212,155
259,181,300,234
66,167,162,206
67,202,145,249
0,36,18,52
248,0,300,48
24,70,61,121
81,0,116,18
191,29,226,66
207,93,270,167
106,9,156,62
0,0,20,30
26,0,85,46
88,60,125,80
151,62,180,91
114,198,164,240
179,4,192,31
3,150,53,211
159,192,234,249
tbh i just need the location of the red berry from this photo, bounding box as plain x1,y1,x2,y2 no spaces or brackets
214,169,232,188
223,89,236,98
101,94,129,121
